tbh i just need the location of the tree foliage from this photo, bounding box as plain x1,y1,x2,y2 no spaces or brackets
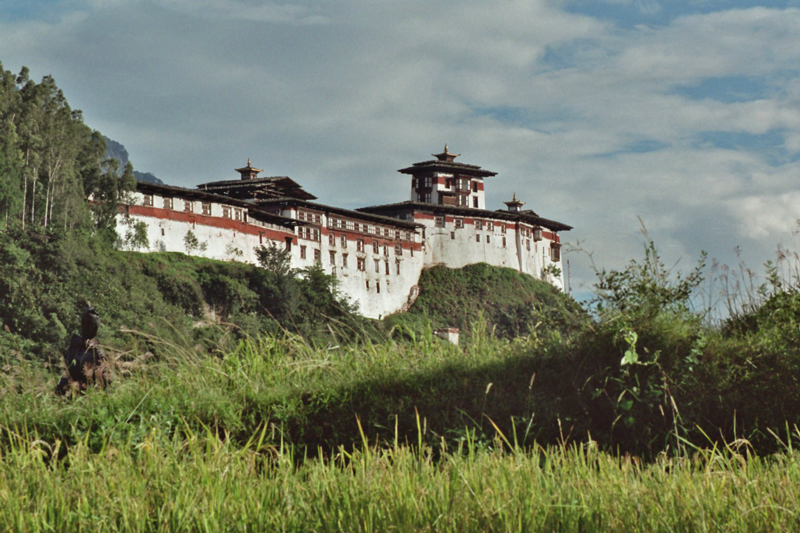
0,62,133,235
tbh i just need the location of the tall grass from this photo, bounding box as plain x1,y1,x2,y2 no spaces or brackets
2,424,800,532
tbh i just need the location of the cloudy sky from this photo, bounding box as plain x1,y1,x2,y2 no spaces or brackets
3,0,800,301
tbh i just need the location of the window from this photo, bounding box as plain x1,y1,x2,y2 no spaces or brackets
234,208,243,222
183,200,192,212
395,243,402,256
366,280,370,290
356,239,364,252
526,239,531,251
472,181,479,193
385,261,390,275
422,193,431,203
424,176,432,188
222,206,231,219
341,235,347,248
312,229,319,241
405,231,411,241
143,194,154,207
314,249,320,262
395,230,400,241
357,258,365,271
314,214,321,224
551,243,561,262
163,197,174,210
396,261,401,275
435,216,445,228
451,232,455,240
373,240,379,254
383,228,390,238
300,246,306,259
161,227,165,236
502,237,507,248
473,197,479,208
487,221,493,232
454,218,464,229
475,219,483,230
501,224,507,234
376,281,380,294
259,232,264,244
374,259,380,273
383,245,389,257
202,203,212,216
410,247,414,257
342,253,348,268
486,235,490,244
476,235,480,243
330,250,336,265
329,233,336,246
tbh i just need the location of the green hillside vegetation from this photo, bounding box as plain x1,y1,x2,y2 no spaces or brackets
0,226,374,360
387,263,585,339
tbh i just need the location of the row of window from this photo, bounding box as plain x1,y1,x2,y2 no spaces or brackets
419,193,480,207
298,226,320,241
328,233,410,257
434,216,549,243
297,210,322,224
324,251,403,275
143,194,244,221
413,176,480,193
328,217,412,241
435,216,507,233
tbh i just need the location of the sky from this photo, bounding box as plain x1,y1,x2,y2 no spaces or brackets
2,0,800,304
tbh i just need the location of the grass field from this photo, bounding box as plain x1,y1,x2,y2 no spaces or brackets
2,327,800,531
3,422,800,531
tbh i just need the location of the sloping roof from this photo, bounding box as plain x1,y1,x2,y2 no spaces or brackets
357,201,572,232
256,198,422,230
196,176,317,201
398,160,498,178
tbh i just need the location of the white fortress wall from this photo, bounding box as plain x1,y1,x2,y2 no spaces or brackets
289,206,425,318
118,191,297,264
118,192,427,319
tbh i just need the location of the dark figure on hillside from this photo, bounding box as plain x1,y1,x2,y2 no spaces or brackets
56,306,109,395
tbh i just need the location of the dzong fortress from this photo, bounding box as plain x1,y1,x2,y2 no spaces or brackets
118,146,571,318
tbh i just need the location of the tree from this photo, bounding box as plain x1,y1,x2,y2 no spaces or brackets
184,230,207,254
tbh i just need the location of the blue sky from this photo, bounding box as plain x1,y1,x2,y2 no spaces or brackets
2,0,800,301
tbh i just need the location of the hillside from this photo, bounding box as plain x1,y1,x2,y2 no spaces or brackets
386,263,584,339
0,228,374,360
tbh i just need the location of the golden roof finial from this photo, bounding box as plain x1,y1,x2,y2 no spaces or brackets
247,158,251,167
444,144,449,154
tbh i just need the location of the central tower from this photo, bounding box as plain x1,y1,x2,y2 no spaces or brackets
398,145,497,209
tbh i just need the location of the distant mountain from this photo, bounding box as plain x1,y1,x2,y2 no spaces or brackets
103,136,164,185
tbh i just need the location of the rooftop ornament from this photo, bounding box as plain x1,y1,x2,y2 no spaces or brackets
433,144,460,162
235,159,263,180
504,193,525,212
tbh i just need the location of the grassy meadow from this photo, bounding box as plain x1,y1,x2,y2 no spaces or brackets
2,312,800,531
